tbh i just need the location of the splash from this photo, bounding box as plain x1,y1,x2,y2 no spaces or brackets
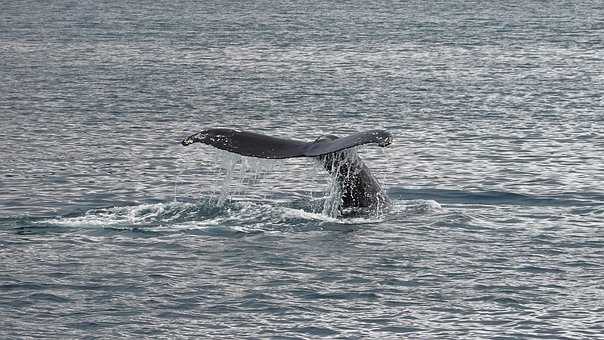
189,146,393,219
315,147,390,218
392,199,442,215
206,150,281,206
39,201,226,228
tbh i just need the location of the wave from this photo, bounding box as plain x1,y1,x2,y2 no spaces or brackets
29,197,442,235
388,188,603,207
39,201,224,228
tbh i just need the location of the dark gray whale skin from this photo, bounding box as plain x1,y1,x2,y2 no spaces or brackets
313,135,390,210
182,128,392,209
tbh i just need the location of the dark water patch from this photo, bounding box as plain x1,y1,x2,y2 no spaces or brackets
561,260,602,268
464,295,525,308
515,265,566,274
10,224,71,236
66,320,121,331
99,226,164,237
474,283,540,292
389,188,602,207
287,326,339,337
477,256,511,264
372,325,424,334
46,271,74,279
183,225,263,238
25,292,71,304
155,310,196,319
301,291,380,301
530,237,604,250
0,282,50,291
205,304,241,314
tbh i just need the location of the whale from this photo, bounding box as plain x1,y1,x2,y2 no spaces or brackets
181,128,392,211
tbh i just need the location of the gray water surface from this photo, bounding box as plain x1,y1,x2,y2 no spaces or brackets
1,1,603,338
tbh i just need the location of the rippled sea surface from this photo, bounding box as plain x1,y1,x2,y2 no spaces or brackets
2,1,604,338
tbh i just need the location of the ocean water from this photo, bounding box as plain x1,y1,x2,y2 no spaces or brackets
2,0,603,338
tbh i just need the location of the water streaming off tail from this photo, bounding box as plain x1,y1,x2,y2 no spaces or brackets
318,149,352,217
315,147,390,217
180,145,391,218
209,150,283,206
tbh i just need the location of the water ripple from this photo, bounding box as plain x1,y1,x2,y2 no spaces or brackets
2,0,603,338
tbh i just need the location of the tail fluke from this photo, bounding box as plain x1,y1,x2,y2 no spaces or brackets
181,128,391,159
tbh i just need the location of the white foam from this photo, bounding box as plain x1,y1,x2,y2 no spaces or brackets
39,201,198,227
279,206,340,223
36,197,440,231
392,199,443,214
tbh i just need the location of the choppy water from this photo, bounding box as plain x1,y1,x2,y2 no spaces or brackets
2,1,604,338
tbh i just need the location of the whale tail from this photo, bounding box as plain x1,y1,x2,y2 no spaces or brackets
181,128,391,159
181,128,392,209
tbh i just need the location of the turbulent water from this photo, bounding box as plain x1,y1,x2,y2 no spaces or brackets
2,1,603,338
